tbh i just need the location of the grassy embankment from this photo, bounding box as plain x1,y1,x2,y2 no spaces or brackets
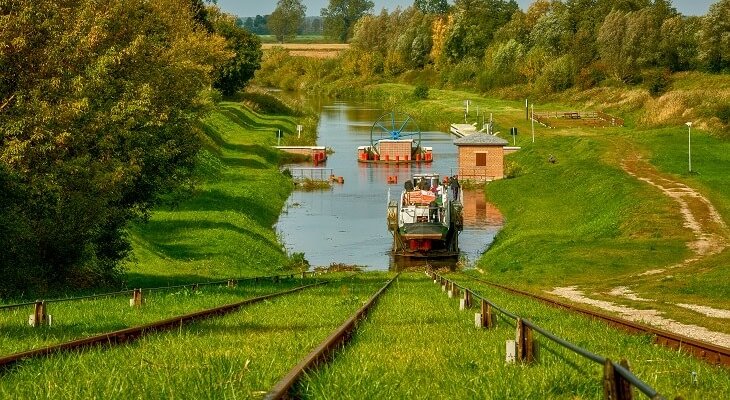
299,274,729,399
353,80,730,330
124,100,300,288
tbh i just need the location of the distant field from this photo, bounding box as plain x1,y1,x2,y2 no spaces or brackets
258,35,330,44
261,42,349,59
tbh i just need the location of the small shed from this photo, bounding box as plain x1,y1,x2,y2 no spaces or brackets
453,133,509,181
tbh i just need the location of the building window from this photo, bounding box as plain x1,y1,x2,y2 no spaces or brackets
475,152,487,166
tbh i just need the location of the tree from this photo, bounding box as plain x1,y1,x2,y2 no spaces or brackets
443,0,519,62
698,0,730,72
210,8,263,95
414,0,449,14
321,0,374,43
268,0,306,43
0,0,230,294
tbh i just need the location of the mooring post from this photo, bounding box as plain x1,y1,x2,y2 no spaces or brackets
603,359,634,400
516,318,534,363
28,300,49,327
129,289,143,307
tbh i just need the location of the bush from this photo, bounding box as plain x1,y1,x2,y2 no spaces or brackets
413,84,429,100
504,160,524,179
644,68,672,97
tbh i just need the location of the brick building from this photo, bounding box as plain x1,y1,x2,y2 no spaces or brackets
378,139,413,161
453,133,509,181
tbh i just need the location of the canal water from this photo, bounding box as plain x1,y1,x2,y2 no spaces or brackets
276,98,503,270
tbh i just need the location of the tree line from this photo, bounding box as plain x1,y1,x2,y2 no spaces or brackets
0,0,262,296
344,0,729,91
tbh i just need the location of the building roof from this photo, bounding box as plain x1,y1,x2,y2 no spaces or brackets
453,133,509,146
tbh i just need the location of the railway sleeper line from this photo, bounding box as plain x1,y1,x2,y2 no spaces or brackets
264,274,399,400
455,273,730,368
432,272,669,400
0,281,327,371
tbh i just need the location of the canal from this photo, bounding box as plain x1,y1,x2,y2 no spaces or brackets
276,97,503,270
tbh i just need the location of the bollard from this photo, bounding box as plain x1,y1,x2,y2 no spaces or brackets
129,289,143,307
516,318,534,363
475,299,494,329
28,300,50,327
603,359,634,400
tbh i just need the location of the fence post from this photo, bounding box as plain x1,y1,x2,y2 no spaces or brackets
475,298,493,329
460,290,472,310
28,300,49,327
516,318,534,363
191,284,198,293
129,289,143,307
227,279,236,288
603,359,634,400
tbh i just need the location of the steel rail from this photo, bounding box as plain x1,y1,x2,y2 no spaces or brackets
264,274,399,400
0,272,317,312
433,273,666,400
460,274,730,367
0,282,325,369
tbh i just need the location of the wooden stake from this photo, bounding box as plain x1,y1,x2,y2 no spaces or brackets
475,299,493,329
28,300,48,327
516,318,534,363
603,359,634,400
130,289,143,307
227,279,236,288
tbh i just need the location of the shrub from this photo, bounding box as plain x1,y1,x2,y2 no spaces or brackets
413,84,429,100
504,160,524,179
644,68,672,97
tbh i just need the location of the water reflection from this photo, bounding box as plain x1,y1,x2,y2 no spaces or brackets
275,97,503,271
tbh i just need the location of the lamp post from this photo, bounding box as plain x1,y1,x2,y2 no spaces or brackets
685,122,692,173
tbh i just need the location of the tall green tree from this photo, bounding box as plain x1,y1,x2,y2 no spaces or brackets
321,0,374,43
210,8,263,96
414,0,449,14
0,0,230,294
268,0,307,43
698,0,730,72
443,0,519,62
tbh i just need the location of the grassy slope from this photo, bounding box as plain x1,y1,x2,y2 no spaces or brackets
124,101,297,287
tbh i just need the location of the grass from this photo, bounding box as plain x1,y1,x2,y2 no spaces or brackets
124,101,298,288
0,273,391,398
0,279,311,355
299,273,730,399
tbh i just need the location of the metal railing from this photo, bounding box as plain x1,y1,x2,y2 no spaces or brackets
430,272,667,400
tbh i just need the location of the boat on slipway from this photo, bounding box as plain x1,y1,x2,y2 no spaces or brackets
387,173,463,258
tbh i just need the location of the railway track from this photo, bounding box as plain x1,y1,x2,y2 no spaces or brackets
457,273,730,367
264,274,399,399
0,282,325,370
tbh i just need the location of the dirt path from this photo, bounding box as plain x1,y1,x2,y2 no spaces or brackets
551,153,730,347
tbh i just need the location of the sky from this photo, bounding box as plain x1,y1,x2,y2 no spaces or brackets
219,0,715,18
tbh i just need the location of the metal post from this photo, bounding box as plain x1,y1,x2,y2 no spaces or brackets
686,122,692,173
531,104,535,143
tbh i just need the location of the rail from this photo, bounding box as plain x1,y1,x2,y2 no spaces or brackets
430,272,666,400
264,274,399,399
462,274,730,367
0,282,326,369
